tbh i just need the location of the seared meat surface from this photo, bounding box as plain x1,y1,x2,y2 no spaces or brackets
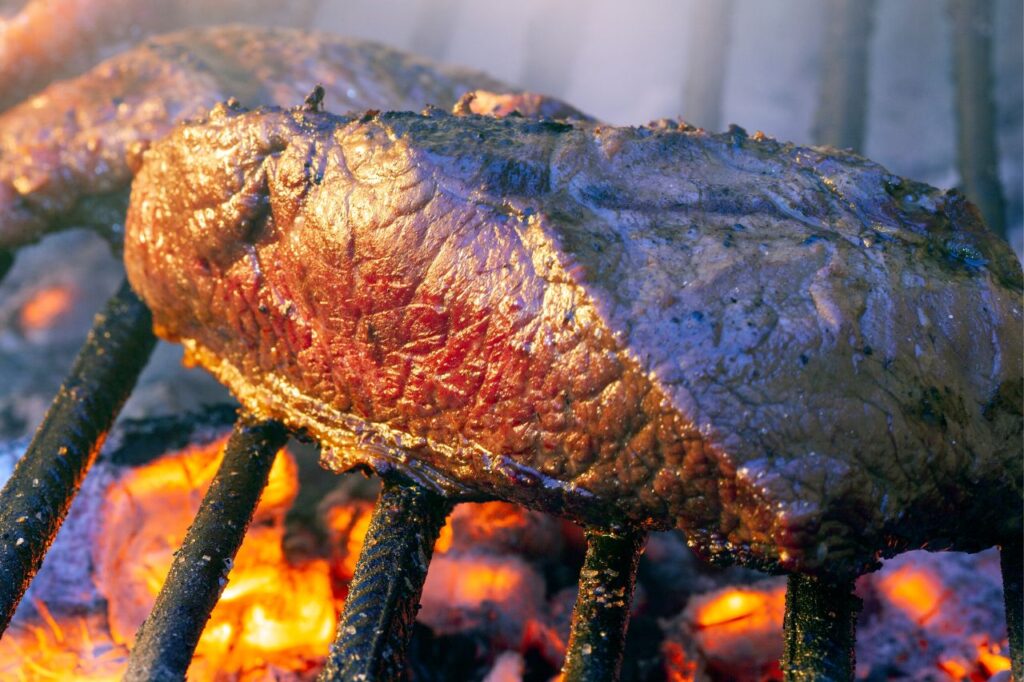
0,0,320,111
124,104,1023,578
0,25,509,249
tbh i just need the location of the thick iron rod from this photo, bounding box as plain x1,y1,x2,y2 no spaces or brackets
682,0,735,131
813,0,876,152
123,418,287,682
0,279,155,635
561,527,647,682
1003,540,1023,681
318,477,452,682
949,0,1007,239
0,250,12,284
782,573,861,682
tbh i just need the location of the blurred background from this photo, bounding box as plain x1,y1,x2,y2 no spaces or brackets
316,0,1024,257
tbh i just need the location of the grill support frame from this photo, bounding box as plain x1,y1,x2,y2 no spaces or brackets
561,526,648,682
123,417,288,681
782,573,861,681
318,476,453,682
0,250,12,284
1002,540,1023,681
0,279,155,634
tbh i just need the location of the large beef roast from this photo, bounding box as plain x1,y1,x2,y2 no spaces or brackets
0,25,508,250
124,103,1023,578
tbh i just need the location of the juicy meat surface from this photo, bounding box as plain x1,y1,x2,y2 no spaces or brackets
124,104,1023,578
0,25,508,250
0,0,319,111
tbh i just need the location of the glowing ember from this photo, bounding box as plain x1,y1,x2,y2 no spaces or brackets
0,436,1010,682
936,656,970,680
976,640,1012,675
434,517,454,554
695,588,785,629
426,554,532,606
19,285,74,331
662,640,699,682
419,552,546,647
876,564,946,624
1,434,336,680
683,580,787,678
0,611,127,682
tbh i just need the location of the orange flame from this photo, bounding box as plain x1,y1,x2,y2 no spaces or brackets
1,435,337,680
19,285,74,331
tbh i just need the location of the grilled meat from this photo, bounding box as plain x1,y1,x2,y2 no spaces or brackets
0,25,510,250
0,0,320,111
124,103,1023,579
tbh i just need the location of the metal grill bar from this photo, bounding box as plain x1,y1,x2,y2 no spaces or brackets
1002,540,1023,681
318,477,452,682
123,417,288,681
561,527,647,682
782,573,860,681
0,279,155,634
0,250,12,284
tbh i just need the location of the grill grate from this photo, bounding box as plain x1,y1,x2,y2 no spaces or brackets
320,477,452,680
0,279,155,634
0,272,1019,681
124,418,288,680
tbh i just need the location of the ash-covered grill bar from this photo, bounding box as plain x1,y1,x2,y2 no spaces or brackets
124,417,288,681
562,527,648,682
782,574,861,681
0,251,12,285
1003,540,1023,681
0,279,155,634
318,477,452,681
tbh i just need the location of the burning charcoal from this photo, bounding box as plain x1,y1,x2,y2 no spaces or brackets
94,429,300,644
124,102,1022,581
659,549,1013,681
856,549,1012,681
0,24,517,252
0,408,340,680
446,501,565,559
419,551,547,648
526,586,577,668
661,577,787,681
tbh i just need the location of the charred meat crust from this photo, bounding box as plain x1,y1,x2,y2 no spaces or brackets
125,104,1023,578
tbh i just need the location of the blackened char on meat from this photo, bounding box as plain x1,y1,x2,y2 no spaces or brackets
0,25,511,250
123,103,1023,578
